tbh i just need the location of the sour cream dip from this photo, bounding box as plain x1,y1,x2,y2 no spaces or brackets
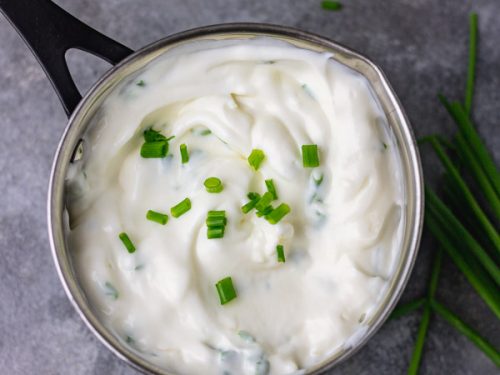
66,37,404,375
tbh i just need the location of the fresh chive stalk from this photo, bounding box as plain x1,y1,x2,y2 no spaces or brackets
180,143,189,164
171,198,191,218
465,13,478,115
204,177,223,193
140,141,168,158
265,203,291,224
248,149,265,170
302,144,320,168
430,299,500,366
215,277,237,305
389,298,426,320
276,244,285,263
265,179,278,200
408,306,431,375
118,232,136,253
146,210,169,225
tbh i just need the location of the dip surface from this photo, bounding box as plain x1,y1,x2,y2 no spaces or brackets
66,37,404,375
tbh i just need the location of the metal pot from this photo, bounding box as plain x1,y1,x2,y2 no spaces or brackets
1,0,424,373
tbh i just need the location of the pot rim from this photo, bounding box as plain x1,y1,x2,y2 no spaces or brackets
48,22,424,375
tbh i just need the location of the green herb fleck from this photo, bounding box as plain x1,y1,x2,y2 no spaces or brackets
170,198,191,218
302,144,320,168
248,149,266,170
104,281,119,300
146,210,169,225
276,244,286,263
180,143,189,164
265,179,278,200
215,277,237,305
136,80,146,87
265,203,291,224
204,177,224,193
321,1,342,11
119,232,136,253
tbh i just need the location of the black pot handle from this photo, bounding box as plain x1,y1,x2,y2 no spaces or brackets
0,0,134,116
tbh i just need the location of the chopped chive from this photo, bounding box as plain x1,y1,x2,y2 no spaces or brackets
119,232,136,253
146,210,169,225
302,144,320,168
265,179,278,200
180,143,189,164
207,210,226,218
248,149,265,170
171,198,191,218
215,277,237,305
247,192,260,200
206,216,227,227
136,80,145,87
208,226,225,239
256,206,273,217
265,203,291,224
255,192,274,212
313,173,324,186
276,244,285,263
242,195,260,214
140,141,168,158
204,177,223,193
465,13,478,115
143,128,166,142
104,281,119,300
321,0,342,11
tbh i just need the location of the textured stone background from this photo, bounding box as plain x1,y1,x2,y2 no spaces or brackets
0,0,499,374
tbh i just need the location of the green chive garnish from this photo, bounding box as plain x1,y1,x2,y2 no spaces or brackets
207,210,226,218
204,177,223,193
140,141,168,158
241,193,261,214
136,80,146,87
265,203,291,224
256,206,273,217
180,143,189,164
321,1,342,11
265,179,278,200
215,277,237,305
255,192,274,212
248,149,265,170
276,244,285,263
207,226,225,239
206,216,227,227
143,128,166,142
146,210,169,225
302,144,320,168
171,198,191,218
118,232,136,253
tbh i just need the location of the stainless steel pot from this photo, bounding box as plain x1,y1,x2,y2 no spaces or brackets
1,0,424,373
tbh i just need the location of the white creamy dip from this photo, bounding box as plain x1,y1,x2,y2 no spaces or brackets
66,37,404,375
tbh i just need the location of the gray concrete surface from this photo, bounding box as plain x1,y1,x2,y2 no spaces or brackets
0,0,499,374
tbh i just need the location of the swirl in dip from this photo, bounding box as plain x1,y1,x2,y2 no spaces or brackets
66,37,404,375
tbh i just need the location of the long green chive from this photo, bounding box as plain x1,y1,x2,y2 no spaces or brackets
427,189,500,284
321,0,342,11
425,211,500,319
389,298,426,320
241,193,261,214
248,149,265,170
255,192,274,212
265,179,278,200
430,299,500,366
302,144,320,168
428,137,500,250
465,13,478,115
207,226,225,239
171,198,191,218
146,210,169,225
265,203,291,224
276,244,285,263
204,177,223,193
215,277,237,305
140,141,168,158
143,128,166,142
180,143,189,164
408,306,431,375
119,232,136,253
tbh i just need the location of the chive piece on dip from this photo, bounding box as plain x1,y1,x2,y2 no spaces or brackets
265,203,291,224
171,198,191,218
248,149,265,170
140,141,168,158
265,179,278,200
204,177,223,193
146,210,169,225
215,277,237,305
119,232,136,253
180,143,189,164
276,244,286,263
302,144,320,168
